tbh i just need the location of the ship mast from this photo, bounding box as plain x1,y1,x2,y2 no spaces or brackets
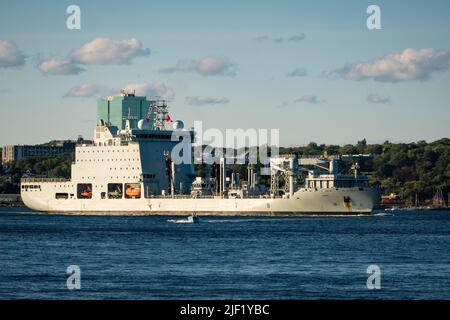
152,99,169,130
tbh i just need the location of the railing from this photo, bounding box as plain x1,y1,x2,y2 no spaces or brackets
21,177,69,183
146,195,215,199
146,194,279,199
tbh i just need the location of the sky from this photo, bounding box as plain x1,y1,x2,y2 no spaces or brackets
0,0,450,147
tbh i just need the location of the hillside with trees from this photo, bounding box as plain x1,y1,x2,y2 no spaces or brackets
279,138,450,202
0,154,73,194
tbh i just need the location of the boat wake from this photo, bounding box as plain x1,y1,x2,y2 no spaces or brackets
374,212,395,217
204,219,250,223
167,215,199,224
167,219,194,224
167,219,192,224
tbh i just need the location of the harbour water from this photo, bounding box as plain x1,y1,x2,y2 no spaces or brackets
0,207,449,299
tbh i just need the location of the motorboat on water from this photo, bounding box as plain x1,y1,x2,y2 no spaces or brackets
167,214,200,223
186,214,199,223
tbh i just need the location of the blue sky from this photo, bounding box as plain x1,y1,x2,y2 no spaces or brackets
1,0,450,146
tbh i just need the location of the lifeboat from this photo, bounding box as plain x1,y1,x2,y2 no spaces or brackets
126,186,141,198
81,190,92,198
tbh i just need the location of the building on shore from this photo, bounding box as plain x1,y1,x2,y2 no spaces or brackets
0,194,22,205
97,90,156,130
381,193,405,207
1,136,92,165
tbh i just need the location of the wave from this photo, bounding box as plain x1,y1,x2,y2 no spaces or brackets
167,218,196,224
373,212,395,217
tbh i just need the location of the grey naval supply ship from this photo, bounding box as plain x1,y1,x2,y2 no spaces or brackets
21,92,381,215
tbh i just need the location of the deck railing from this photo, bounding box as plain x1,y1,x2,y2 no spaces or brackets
21,177,69,183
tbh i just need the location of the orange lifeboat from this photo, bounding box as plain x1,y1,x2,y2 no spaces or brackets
126,186,141,198
81,190,92,198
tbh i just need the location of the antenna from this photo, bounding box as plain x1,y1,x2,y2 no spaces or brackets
152,99,169,130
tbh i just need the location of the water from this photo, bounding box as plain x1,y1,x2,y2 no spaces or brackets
0,207,449,299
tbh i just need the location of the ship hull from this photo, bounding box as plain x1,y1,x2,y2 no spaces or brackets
21,185,381,215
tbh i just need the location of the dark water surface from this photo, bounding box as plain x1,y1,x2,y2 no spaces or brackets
0,207,449,299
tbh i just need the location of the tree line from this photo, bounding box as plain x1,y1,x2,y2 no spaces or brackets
279,138,450,202
0,154,73,194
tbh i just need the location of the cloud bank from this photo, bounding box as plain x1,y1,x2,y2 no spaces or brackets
121,82,174,100
38,58,85,75
335,48,450,82
294,95,326,104
367,94,391,104
38,37,150,75
71,38,150,65
185,96,229,106
0,40,26,68
64,82,174,100
255,34,306,44
64,84,105,98
160,57,237,76
287,68,308,77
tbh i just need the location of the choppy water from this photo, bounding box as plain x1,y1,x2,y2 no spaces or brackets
0,207,449,299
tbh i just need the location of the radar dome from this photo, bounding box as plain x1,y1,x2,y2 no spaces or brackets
137,119,152,130
172,120,184,130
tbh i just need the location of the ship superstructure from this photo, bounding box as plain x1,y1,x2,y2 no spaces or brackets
21,93,381,215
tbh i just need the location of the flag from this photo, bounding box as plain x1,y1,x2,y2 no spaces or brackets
166,114,172,123
145,106,152,121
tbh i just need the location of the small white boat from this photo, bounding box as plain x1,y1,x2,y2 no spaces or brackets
384,206,398,212
167,214,200,223
186,214,199,223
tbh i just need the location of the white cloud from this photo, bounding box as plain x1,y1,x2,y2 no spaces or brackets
160,57,236,76
367,94,391,104
294,95,326,104
255,34,306,44
38,58,85,75
36,37,150,76
273,37,284,44
0,40,25,68
64,84,105,98
287,68,308,77
64,82,174,100
121,82,175,100
336,48,450,82
71,37,150,65
287,34,306,42
185,96,229,106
